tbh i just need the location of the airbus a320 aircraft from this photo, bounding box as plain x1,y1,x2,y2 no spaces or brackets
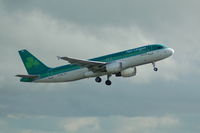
16,44,174,85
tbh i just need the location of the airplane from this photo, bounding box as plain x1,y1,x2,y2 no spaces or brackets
16,44,174,85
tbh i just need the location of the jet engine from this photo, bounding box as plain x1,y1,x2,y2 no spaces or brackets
106,62,123,73
116,67,137,77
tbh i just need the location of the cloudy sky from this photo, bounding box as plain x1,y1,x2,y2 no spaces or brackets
0,0,200,133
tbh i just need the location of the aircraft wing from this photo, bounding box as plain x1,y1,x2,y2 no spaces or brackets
58,56,106,72
16,74,39,79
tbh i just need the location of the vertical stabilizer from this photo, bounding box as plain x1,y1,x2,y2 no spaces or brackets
18,50,50,75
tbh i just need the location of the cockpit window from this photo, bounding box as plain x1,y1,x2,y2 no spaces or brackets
150,44,166,51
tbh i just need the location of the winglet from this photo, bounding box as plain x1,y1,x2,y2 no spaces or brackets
57,56,61,60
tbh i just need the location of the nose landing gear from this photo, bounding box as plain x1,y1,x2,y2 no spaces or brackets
152,62,158,71
154,67,158,71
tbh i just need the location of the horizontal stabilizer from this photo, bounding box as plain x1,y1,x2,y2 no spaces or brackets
16,74,39,79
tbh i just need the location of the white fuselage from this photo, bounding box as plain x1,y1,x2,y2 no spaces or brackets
34,48,174,83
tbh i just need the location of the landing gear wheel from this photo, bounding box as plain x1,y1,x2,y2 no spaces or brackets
154,67,158,71
95,77,102,83
152,62,158,71
105,75,112,85
105,80,112,86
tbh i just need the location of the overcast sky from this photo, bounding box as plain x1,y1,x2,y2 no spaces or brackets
0,0,200,133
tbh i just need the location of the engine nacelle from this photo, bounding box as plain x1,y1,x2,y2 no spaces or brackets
106,62,122,73
116,67,137,77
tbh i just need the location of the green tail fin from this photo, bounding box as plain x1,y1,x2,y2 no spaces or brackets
18,49,50,75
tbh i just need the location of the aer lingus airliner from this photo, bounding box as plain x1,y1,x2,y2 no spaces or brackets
16,44,174,85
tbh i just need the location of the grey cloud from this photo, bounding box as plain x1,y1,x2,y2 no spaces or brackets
2,0,199,27
1,114,200,133
1,76,200,118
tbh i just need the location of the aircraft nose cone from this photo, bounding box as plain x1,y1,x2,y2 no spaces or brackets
168,48,174,55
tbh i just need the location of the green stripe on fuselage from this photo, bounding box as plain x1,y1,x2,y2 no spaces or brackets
35,44,167,80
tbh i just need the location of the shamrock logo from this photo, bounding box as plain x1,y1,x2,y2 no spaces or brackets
25,57,40,69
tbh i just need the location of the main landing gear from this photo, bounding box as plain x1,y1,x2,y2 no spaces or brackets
105,75,112,86
95,75,112,86
95,77,102,83
152,62,158,71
